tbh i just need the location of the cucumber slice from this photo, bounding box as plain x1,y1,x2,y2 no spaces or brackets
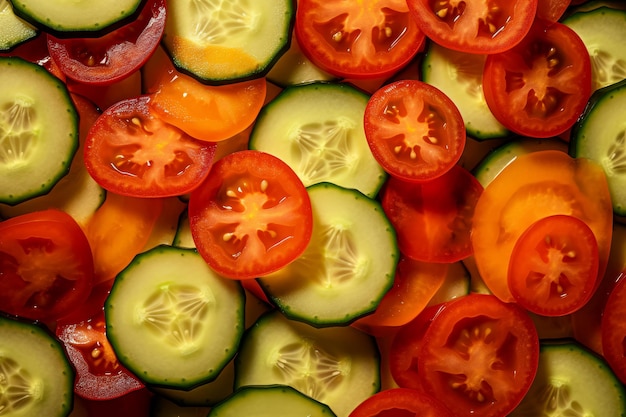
105,245,245,390
8,0,142,35
234,310,380,417
0,57,78,205
0,313,74,417
162,0,294,84
0,0,36,51
421,41,508,140
258,182,397,327
570,78,626,215
563,6,626,91
250,82,386,198
510,341,626,416
208,385,337,417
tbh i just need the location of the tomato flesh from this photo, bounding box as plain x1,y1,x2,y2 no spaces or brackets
602,275,626,384
348,387,454,417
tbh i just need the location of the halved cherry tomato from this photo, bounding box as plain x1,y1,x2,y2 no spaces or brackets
349,387,454,417
483,19,592,138
364,80,465,182
406,0,537,54
508,214,599,316
46,0,166,85
601,274,626,384
56,309,144,400
295,0,425,79
471,150,613,303
188,150,313,279
84,95,216,198
418,293,539,417
0,209,94,322
381,164,483,263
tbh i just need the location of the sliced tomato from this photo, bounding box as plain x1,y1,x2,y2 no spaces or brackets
418,293,539,417
381,164,483,263
67,70,142,111
364,80,465,182
353,257,448,332
0,33,66,80
406,0,537,54
483,19,592,138
601,275,626,384
471,150,613,303
56,309,144,400
508,214,599,316
295,0,425,79
84,95,216,198
537,0,572,22
188,150,313,279
348,387,454,417
0,209,94,322
46,0,166,85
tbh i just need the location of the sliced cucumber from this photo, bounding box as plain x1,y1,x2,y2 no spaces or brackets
510,341,626,416
8,0,142,35
235,310,380,417
162,0,294,84
473,137,569,188
250,82,386,198
563,6,626,91
0,57,78,205
258,182,397,327
0,313,74,417
105,245,245,390
570,78,626,215
421,41,508,140
172,208,195,249
0,0,36,51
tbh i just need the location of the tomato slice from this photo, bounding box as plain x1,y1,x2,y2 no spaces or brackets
364,80,465,182
46,0,166,85
508,214,599,316
536,0,572,22
84,95,216,198
188,150,313,279
295,0,425,79
601,275,626,384
0,209,94,322
381,164,483,263
406,0,537,54
418,293,539,417
348,387,454,417
471,150,613,303
483,19,592,138
56,309,144,400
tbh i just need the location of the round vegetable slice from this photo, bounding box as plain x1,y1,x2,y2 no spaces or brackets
602,275,626,384
348,387,454,417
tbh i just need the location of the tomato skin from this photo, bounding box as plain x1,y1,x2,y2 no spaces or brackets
418,293,539,417
601,275,626,384
84,95,216,198
348,387,454,417
537,0,572,22
189,150,313,279
295,0,425,79
0,209,94,322
508,214,599,317
406,0,537,54
381,164,483,263
483,19,592,138
47,0,166,85
364,80,466,182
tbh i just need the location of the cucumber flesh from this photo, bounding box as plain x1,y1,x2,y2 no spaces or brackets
0,0,37,51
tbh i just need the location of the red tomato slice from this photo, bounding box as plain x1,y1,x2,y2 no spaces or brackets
84,95,216,198
188,150,313,279
381,164,483,263
348,387,454,417
537,0,572,22
46,0,166,85
483,19,592,138
56,309,144,400
508,214,599,316
601,275,626,384
295,0,425,79
364,80,466,182
418,293,539,417
406,0,537,54
0,209,94,322
0,33,66,81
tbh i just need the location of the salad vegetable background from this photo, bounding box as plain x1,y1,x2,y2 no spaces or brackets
1,0,626,416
